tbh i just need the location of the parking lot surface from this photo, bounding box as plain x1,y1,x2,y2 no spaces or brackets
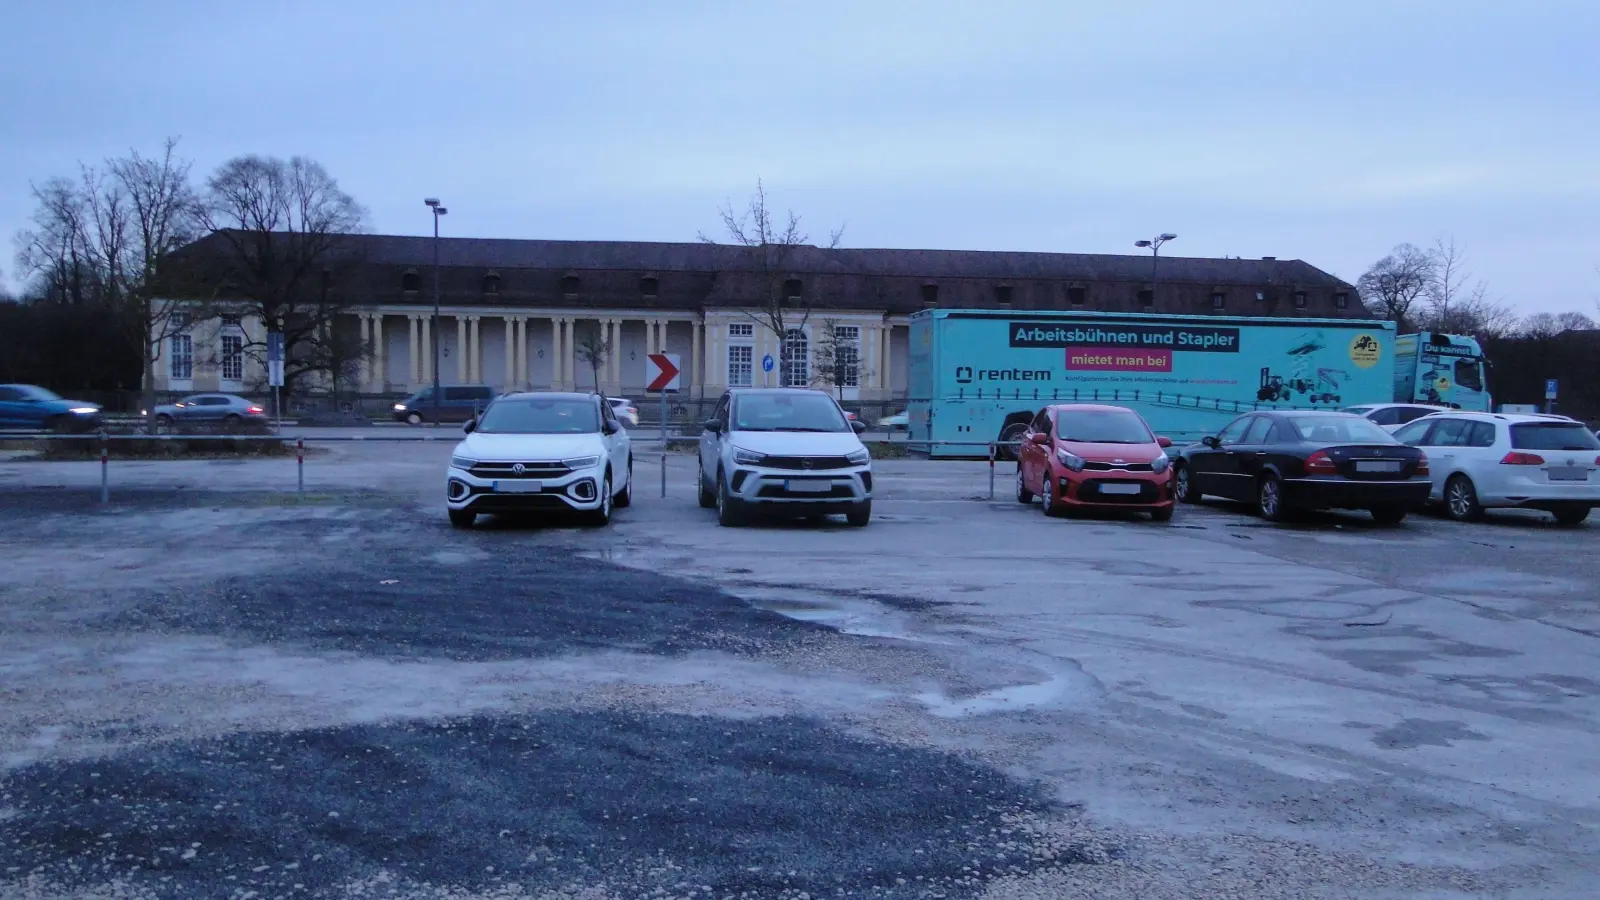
2,444,1597,899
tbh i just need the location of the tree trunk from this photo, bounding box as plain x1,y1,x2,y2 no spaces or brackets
141,344,158,427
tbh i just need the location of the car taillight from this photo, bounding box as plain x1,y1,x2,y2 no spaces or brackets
1415,452,1429,476
1304,450,1338,474
1500,452,1545,466
247,406,264,414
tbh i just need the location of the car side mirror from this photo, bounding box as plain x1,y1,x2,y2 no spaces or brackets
1201,435,1220,449
1029,432,1050,445
603,420,620,435
702,419,722,434
462,419,476,434
1156,436,1173,449
850,420,866,434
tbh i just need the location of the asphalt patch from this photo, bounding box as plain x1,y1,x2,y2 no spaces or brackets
106,546,831,661
1,710,1066,899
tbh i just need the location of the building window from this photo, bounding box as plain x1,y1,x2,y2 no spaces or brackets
1255,291,1267,302
483,272,501,294
726,345,753,387
783,278,802,302
920,284,938,307
727,322,754,339
831,325,860,388
170,333,193,380
640,276,659,297
401,270,420,292
1067,287,1086,306
994,285,1013,307
1294,291,1307,309
1138,289,1154,307
783,328,809,387
560,275,581,295
1211,292,1226,310
1334,292,1349,310
220,314,242,328
220,333,244,381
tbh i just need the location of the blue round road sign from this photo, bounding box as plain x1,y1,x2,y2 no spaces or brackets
762,354,775,372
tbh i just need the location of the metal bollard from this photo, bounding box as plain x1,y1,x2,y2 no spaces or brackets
988,442,996,499
296,438,305,492
660,449,667,498
99,430,109,504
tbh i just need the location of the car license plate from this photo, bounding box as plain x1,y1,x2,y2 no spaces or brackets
784,480,832,493
1355,460,1402,473
1547,467,1588,482
492,480,544,493
1098,482,1141,495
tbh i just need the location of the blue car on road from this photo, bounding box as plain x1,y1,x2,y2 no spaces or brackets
0,384,103,433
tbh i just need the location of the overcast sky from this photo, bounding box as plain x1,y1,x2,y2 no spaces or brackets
4,1,1597,315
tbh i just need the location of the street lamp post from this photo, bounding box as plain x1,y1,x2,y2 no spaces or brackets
1133,233,1178,302
424,198,448,423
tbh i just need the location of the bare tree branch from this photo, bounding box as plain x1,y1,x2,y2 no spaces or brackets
1357,243,1436,332
573,326,612,394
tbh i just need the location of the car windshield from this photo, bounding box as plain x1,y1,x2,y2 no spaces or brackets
476,397,599,434
15,385,61,401
1055,409,1153,444
1510,422,1600,451
1338,406,1376,415
732,393,850,432
1284,415,1397,445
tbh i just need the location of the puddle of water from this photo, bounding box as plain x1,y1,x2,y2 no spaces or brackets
751,593,954,644
915,673,1076,718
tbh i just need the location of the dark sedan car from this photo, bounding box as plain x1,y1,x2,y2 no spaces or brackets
0,384,102,432
1173,410,1432,524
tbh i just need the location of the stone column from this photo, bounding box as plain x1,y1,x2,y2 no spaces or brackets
420,316,433,385
516,317,529,389
606,318,620,392
881,324,893,396
469,316,482,383
455,317,467,382
559,317,573,389
372,315,386,392
503,317,515,389
691,318,703,398
356,315,370,391
549,318,561,388
407,316,419,385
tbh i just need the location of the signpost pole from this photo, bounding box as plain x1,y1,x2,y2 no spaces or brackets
659,390,668,498
1545,379,1558,415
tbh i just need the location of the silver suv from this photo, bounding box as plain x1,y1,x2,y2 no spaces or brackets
697,388,872,527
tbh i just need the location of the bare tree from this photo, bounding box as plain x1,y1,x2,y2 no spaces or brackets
13,139,200,414
1357,243,1437,332
700,180,844,387
1520,311,1596,339
1412,236,1516,339
809,317,874,400
186,155,368,397
573,325,612,393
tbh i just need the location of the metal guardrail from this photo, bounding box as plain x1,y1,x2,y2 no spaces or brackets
3,432,1045,505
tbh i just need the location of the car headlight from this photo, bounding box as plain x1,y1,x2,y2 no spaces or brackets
450,456,477,470
393,403,407,411
68,407,98,415
1150,453,1170,474
1056,448,1086,472
562,456,601,469
846,448,871,464
733,448,764,465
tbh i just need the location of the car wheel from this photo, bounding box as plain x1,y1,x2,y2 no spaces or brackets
1015,466,1033,504
1149,505,1174,522
697,469,717,509
1174,463,1201,504
716,470,743,527
585,473,614,526
846,501,871,527
1257,475,1289,523
996,423,1027,461
405,412,424,425
1552,506,1590,527
448,508,476,529
152,415,175,436
1040,473,1062,518
1369,506,1407,526
43,415,70,434
1443,475,1484,522
613,458,633,508
223,414,243,434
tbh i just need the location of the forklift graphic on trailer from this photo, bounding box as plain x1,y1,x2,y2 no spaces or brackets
1255,331,1349,405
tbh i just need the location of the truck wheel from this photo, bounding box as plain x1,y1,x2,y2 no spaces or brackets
996,423,1027,461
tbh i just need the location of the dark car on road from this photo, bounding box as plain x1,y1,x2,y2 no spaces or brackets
146,393,270,433
393,384,495,424
0,384,102,433
1173,410,1431,525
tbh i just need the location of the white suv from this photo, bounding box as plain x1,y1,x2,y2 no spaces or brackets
1341,403,1452,432
1393,412,1600,526
698,388,873,527
445,392,632,528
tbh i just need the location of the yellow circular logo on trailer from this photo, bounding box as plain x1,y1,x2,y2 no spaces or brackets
1348,333,1382,369
1435,375,1452,392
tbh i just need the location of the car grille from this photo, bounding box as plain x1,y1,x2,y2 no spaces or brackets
1083,461,1155,472
757,455,856,470
468,461,571,479
755,483,856,499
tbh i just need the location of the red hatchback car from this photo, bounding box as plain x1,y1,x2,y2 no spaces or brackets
1015,404,1176,521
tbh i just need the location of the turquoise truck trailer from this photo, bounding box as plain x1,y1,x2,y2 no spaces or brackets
906,309,1403,458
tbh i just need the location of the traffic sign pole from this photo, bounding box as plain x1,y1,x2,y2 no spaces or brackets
645,353,681,499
